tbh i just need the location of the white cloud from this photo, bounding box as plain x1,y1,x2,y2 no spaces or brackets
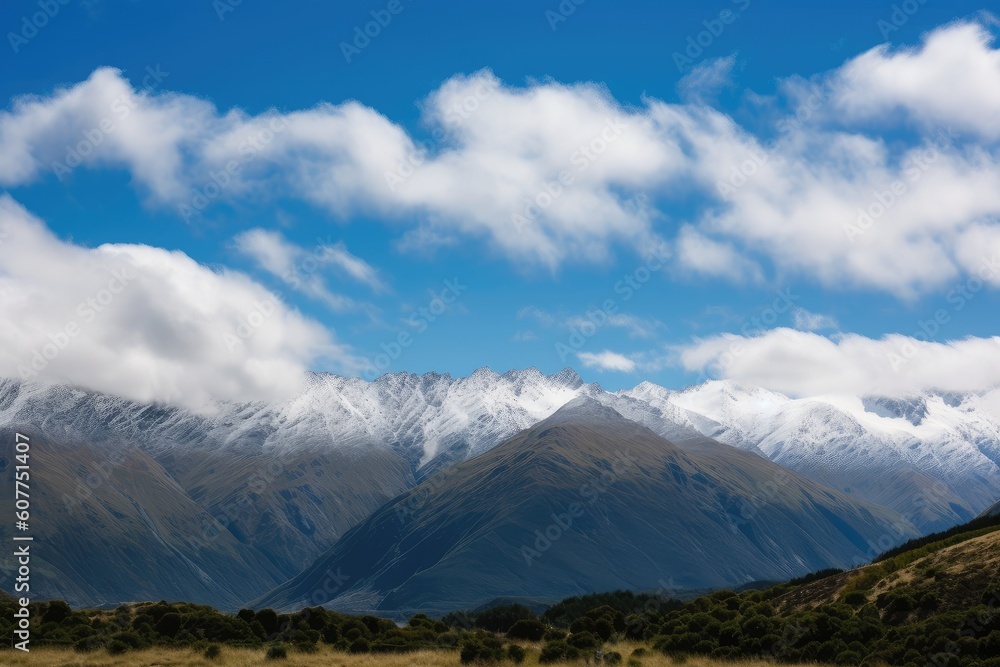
792,307,838,331
566,313,664,339
675,327,1000,397
321,242,387,293
0,67,676,270
233,228,383,312
577,350,636,373
0,196,356,410
677,56,737,102
517,306,556,327
827,20,1000,139
2,21,1000,298
675,224,762,282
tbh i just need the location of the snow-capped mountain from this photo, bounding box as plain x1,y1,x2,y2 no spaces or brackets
2,369,999,532
3,368,999,609
627,380,1000,530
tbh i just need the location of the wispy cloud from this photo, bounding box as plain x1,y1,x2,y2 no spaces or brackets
234,228,383,313
792,307,838,331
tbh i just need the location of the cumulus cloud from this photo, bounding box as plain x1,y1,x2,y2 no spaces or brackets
0,67,675,270
1,20,1000,298
675,327,1000,397
827,20,1000,139
0,196,356,410
577,350,637,373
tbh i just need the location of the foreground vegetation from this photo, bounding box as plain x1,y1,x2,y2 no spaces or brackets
0,643,819,667
3,515,1000,666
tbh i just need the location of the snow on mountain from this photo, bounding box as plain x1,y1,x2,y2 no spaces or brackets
643,380,1000,526
2,370,1000,530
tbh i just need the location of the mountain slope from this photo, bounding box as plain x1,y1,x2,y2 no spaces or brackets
0,428,284,608
255,399,918,616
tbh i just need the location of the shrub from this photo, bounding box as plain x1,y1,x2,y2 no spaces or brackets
540,640,570,663
349,637,371,653
843,591,868,607
42,600,73,624
156,612,182,637
106,639,129,655
567,631,601,650
459,636,505,664
836,649,863,665
605,650,623,664
507,618,546,641
631,647,648,657
204,643,222,660
265,644,288,660
73,638,100,653
508,644,527,663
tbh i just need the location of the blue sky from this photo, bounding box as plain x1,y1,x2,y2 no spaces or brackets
1,0,999,408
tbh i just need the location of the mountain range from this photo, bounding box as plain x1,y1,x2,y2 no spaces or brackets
1,368,998,610
253,398,918,616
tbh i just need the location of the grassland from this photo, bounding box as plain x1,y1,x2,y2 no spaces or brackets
2,643,814,667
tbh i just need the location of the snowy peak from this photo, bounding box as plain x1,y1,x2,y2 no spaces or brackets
3,369,1000,532
542,395,628,428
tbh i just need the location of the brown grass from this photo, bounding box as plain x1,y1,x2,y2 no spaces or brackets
1,643,821,667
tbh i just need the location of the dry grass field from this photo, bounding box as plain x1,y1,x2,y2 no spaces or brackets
0,643,817,667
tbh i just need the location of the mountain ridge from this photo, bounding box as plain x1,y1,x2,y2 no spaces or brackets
254,399,919,616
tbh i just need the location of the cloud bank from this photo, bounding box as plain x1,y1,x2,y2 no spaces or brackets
676,328,1000,397
0,196,351,410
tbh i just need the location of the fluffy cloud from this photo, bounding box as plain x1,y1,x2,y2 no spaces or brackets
675,225,762,282
0,196,354,410
577,350,637,373
1,20,1000,298
827,20,1000,139
0,67,676,270
675,327,1000,397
